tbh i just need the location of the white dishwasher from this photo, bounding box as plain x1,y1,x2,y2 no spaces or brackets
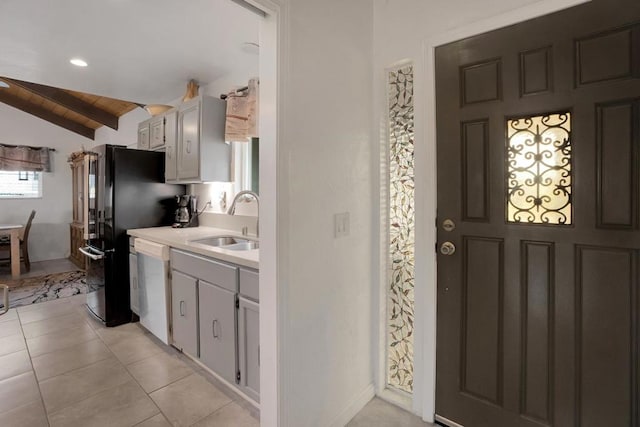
135,238,171,344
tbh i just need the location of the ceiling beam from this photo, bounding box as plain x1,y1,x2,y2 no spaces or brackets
0,90,95,140
4,78,120,130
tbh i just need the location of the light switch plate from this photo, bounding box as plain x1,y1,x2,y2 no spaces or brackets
334,212,350,238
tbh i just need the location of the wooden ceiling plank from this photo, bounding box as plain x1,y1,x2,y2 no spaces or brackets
0,90,95,140
5,78,119,130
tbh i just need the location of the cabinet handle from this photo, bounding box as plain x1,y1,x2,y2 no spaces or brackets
212,319,219,338
133,277,137,290
258,345,260,367
186,140,191,153
179,300,185,316
167,146,172,159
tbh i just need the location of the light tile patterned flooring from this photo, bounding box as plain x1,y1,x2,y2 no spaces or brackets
0,294,259,427
0,259,436,427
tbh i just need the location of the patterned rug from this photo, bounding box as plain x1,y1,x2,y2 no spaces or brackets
0,270,87,309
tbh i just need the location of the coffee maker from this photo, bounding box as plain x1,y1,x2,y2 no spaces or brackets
174,195,198,227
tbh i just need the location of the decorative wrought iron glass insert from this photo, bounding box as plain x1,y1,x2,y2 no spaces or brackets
387,64,414,393
506,112,572,224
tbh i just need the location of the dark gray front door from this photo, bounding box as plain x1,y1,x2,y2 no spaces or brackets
435,1,640,426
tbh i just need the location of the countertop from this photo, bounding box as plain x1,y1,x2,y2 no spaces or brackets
127,226,259,270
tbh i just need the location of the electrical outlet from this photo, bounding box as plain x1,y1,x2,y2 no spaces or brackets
334,212,350,238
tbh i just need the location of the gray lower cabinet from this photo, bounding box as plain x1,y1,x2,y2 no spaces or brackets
238,296,259,402
169,249,259,402
171,270,198,357
199,280,237,384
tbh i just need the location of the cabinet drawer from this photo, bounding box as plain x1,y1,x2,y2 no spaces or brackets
239,268,259,302
171,249,237,292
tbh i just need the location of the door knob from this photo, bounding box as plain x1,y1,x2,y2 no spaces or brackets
440,241,456,256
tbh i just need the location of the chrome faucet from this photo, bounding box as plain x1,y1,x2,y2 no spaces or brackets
227,191,259,237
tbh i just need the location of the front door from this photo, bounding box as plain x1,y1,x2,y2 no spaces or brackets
435,0,640,426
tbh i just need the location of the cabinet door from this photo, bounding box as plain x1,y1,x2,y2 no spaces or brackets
149,116,164,149
164,110,178,181
199,280,236,383
129,253,139,315
177,103,200,180
238,296,260,402
138,122,150,150
171,270,198,357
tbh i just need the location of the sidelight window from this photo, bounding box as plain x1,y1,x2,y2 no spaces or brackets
506,112,572,225
387,64,415,393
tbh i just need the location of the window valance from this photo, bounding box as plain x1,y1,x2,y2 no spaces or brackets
0,144,53,172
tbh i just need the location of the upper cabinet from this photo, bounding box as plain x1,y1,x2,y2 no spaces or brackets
138,96,230,184
139,110,178,154
137,120,150,150
170,95,230,184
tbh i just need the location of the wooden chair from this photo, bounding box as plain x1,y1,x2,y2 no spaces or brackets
0,210,36,272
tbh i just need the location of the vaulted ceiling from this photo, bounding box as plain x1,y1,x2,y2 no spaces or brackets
0,77,138,140
0,0,260,125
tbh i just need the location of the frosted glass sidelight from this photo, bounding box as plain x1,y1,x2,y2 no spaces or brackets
387,64,415,393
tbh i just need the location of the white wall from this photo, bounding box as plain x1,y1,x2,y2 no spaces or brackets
276,0,375,425
0,102,96,262
94,107,149,148
372,0,590,421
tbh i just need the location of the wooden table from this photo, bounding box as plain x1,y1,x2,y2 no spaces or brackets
0,224,23,279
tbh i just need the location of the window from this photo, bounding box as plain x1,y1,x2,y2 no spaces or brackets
0,171,42,198
506,112,572,224
232,139,259,194
387,63,415,393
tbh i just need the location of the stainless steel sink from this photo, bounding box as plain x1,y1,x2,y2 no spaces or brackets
190,235,259,251
222,241,259,251
191,236,245,247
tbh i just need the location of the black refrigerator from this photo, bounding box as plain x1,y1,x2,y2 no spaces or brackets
80,145,184,327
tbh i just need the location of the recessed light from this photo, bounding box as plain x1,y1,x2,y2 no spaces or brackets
70,58,88,67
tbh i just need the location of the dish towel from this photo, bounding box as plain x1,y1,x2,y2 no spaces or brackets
225,78,259,142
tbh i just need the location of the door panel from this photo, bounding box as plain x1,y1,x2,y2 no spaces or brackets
238,296,260,402
198,280,236,384
596,99,638,228
577,246,636,427
520,241,554,425
461,237,504,405
435,0,640,425
171,270,198,357
178,103,200,180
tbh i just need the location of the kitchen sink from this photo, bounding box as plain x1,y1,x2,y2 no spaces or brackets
222,240,259,251
192,236,243,247
190,236,259,251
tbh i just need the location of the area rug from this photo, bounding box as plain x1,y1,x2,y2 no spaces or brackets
0,270,87,309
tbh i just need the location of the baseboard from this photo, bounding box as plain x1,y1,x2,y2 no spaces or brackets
328,383,375,427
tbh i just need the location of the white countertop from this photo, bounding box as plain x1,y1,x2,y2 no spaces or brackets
127,226,259,270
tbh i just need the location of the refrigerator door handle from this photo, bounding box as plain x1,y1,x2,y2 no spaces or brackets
79,246,104,261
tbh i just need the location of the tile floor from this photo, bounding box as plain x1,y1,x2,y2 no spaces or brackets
0,294,259,427
0,260,436,426
347,398,436,427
